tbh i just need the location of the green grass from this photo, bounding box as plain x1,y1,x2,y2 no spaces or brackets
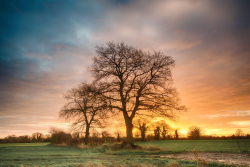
0,141,247,167
135,139,250,153
0,142,50,147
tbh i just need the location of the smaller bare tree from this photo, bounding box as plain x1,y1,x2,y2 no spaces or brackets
59,82,108,144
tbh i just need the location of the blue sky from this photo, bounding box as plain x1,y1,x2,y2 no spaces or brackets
0,0,250,137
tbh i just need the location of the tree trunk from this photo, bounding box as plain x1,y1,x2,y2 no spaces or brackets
125,117,134,145
85,125,90,145
141,131,145,141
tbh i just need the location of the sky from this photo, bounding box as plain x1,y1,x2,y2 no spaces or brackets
0,0,250,138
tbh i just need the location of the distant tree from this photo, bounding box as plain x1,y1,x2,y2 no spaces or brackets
101,130,112,142
32,132,43,142
49,127,72,144
101,130,111,139
72,132,80,138
235,129,244,138
6,135,19,143
160,121,173,140
187,125,204,140
135,132,140,139
161,126,167,140
59,82,108,144
18,135,30,143
135,119,149,141
115,131,121,142
231,134,236,139
174,128,180,140
91,129,100,138
154,126,161,140
90,42,187,145
152,120,173,140
167,133,173,140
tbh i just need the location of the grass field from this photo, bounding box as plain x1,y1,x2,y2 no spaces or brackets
0,142,50,147
135,139,250,153
0,140,248,167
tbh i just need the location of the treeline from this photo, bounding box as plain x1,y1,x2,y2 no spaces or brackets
49,127,125,147
1,124,249,144
0,132,51,143
134,120,250,141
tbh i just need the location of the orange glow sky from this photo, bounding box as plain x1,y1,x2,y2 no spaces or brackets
0,0,250,138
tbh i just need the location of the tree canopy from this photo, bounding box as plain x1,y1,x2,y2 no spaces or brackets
90,42,187,144
59,82,108,144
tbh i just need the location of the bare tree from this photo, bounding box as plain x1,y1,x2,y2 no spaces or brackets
174,128,180,140
154,126,161,140
151,120,172,140
115,130,122,142
90,42,187,145
187,125,204,140
162,124,173,140
32,132,43,142
152,120,173,140
59,82,108,144
161,126,167,140
235,129,244,138
135,119,149,141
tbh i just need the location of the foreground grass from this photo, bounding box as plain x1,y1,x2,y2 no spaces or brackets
135,139,250,153
0,142,50,147
0,141,244,167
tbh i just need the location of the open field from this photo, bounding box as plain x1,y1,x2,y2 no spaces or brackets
135,139,250,153
0,140,249,167
0,142,50,147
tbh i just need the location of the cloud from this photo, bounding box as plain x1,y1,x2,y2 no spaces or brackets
0,0,250,137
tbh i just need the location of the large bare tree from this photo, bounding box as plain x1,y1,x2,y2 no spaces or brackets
90,42,187,145
59,82,108,144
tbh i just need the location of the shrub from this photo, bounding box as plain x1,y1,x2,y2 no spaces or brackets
49,127,72,144
88,137,105,146
69,138,83,147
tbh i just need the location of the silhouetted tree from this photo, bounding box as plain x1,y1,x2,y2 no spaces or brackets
19,135,30,143
174,129,179,140
92,129,100,138
101,130,111,139
59,82,108,144
90,42,187,144
154,126,161,140
187,125,204,140
161,126,167,140
231,134,236,139
49,127,71,144
157,120,173,140
72,132,80,138
101,130,112,142
115,131,121,142
32,132,43,142
135,119,149,141
235,129,244,138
